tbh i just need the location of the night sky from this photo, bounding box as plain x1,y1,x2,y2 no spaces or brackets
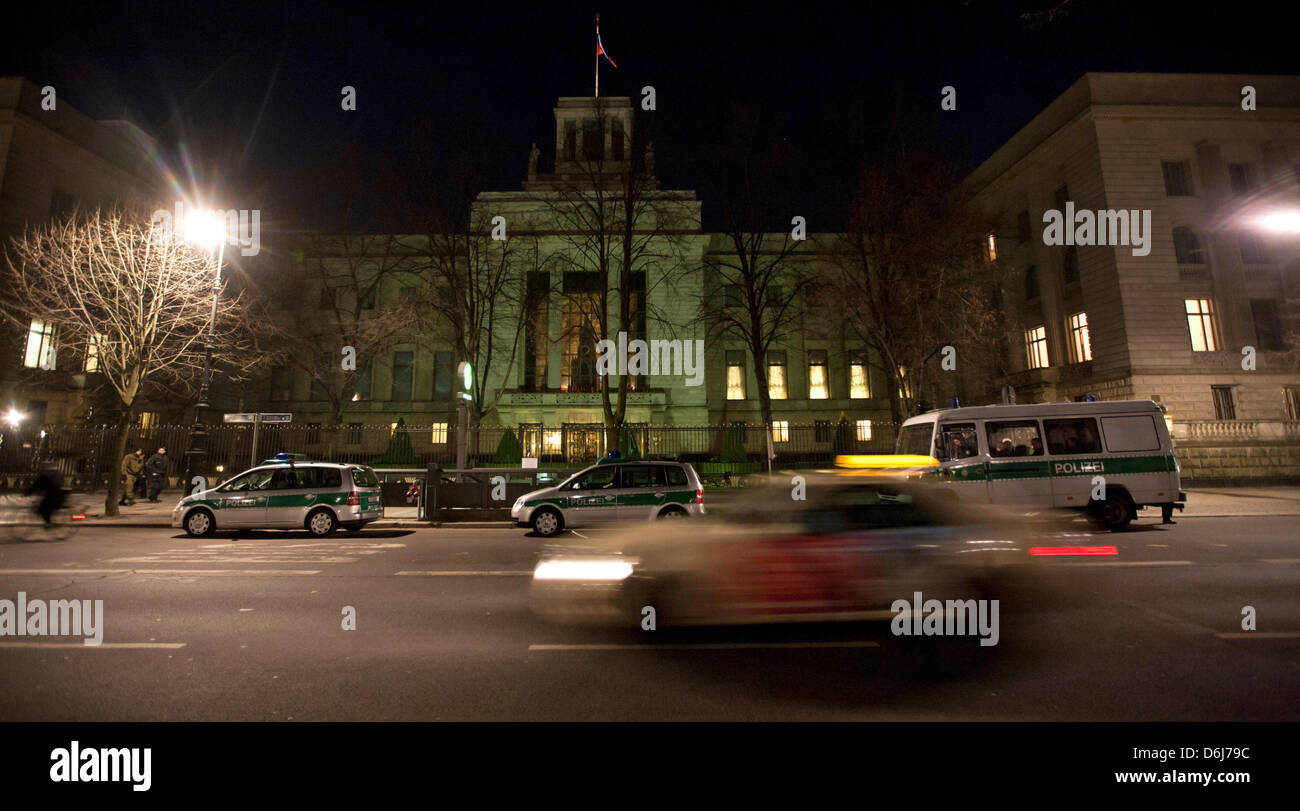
7,0,1298,233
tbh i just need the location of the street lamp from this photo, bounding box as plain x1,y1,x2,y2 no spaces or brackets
182,209,227,491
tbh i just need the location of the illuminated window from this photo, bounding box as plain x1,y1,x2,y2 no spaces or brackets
1068,312,1092,363
771,420,790,443
767,351,787,400
849,353,869,399
808,350,829,399
138,412,160,430
985,233,997,261
856,419,873,441
543,430,563,454
1185,299,1217,352
23,320,56,369
561,272,601,393
726,350,746,400
431,422,448,444
84,334,106,373
1025,325,1049,370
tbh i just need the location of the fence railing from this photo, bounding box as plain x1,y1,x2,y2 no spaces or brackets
0,421,902,490
1176,420,1300,443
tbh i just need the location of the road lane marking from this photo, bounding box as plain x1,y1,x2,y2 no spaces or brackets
0,642,186,649
134,569,323,575
1260,559,1300,564
528,641,881,651
1058,560,1194,567
396,570,532,576
1214,632,1300,639
0,569,130,575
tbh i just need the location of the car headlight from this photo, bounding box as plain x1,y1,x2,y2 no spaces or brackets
533,558,636,582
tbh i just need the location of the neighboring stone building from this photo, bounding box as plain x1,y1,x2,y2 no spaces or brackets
964,73,1300,479
0,77,161,425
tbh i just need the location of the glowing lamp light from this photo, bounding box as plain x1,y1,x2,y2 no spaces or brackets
1254,210,1300,233
183,209,228,249
3,408,22,428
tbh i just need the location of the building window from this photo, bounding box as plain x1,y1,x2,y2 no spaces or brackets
1024,265,1039,300
399,285,417,303
561,272,601,393
849,353,870,399
431,422,448,444
626,271,647,392
1227,162,1255,196
723,285,743,309
771,420,790,442
1025,325,1049,370
1162,161,1193,196
1251,299,1285,351
391,351,414,401
582,119,602,160
985,233,997,261
807,350,829,399
354,364,372,401
1185,299,1218,352
856,419,873,441
138,412,160,430
23,320,56,369
564,121,576,161
346,422,363,444
1285,387,1300,421
83,334,104,373
1172,227,1206,265
767,351,788,400
726,350,746,400
1239,232,1271,265
361,286,377,310
1062,246,1079,285
319,286,334,310
525,272,550,391
1211,386,1236,420
270,365,293,401
434,351,454,400
543,430,563,454
1016,210,1030,244
766,285,783,306
1068,312,1092,363
611,119,625,161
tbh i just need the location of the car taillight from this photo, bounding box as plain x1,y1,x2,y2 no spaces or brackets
348,491,360,506
696,488,703,504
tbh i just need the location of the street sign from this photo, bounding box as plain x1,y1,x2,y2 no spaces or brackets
223,413,292,424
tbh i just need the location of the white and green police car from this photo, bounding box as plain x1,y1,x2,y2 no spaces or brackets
172,454,384,537
511,456,705,537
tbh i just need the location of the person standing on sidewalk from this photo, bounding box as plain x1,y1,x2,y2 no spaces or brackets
145,447,169,503
121,447,143,506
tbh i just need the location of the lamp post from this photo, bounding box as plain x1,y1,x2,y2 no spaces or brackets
182,211,227,492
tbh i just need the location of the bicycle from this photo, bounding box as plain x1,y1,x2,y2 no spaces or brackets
0,493,82,542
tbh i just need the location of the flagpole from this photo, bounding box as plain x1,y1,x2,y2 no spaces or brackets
595,13,601,97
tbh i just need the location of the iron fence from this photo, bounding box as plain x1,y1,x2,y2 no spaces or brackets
0,420,901,490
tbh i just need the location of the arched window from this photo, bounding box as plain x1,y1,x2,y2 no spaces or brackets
1172,227,1206,265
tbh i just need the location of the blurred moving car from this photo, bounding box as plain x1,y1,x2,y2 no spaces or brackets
511,456,704,537
173,454,384,537
531,475,1038,628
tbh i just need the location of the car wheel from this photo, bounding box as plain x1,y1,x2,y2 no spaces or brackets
184,508,216,538
531,508,562,537
306,508,338,537
657,506,688,520
1101,495,1133,532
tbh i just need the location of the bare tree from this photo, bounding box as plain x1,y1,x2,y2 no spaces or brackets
1,206,259,515
538,99,695,451
833,150,1005,424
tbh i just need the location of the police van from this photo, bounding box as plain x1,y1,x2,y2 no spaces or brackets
895,400,1185,530
172,454,384,537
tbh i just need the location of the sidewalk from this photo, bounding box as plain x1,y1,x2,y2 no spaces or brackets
65,486,1300,528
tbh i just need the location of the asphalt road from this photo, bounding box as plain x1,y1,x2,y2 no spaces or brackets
0,513,1297,721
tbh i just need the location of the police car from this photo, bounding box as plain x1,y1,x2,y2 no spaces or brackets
172,454,385,537
511,454,705,537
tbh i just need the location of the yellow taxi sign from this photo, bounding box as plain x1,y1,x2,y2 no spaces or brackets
834,454,940,471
